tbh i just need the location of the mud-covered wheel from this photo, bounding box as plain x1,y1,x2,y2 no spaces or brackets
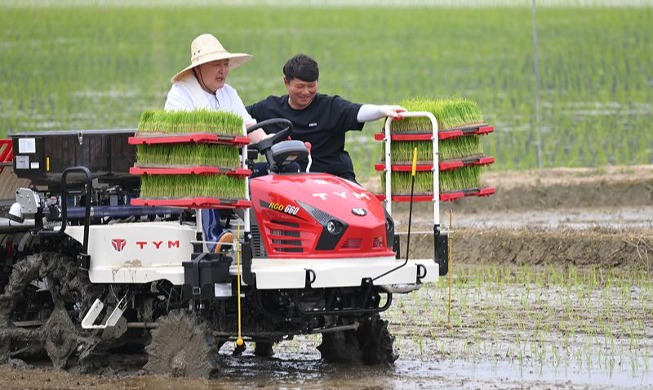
144,310,219,378
318,314,398,365
0,252,102,368
0,254,41,364
43,304,78,369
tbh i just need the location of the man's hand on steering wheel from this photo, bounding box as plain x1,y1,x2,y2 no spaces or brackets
247,118,294,155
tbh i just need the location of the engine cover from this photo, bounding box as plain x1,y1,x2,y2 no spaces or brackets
249,173,394,259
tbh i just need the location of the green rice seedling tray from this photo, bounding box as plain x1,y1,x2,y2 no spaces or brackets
136,142,242,170
131,197,251,209
137,173,247,203
373,124,493,142
440,187,495,201
128,133,249,146
379,166,492,198
130,166,251,177
374,154,494,172
375,187,494,203
136,110,244,135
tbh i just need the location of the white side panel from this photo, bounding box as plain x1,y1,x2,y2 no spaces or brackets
247,257,438,290
65,222,194,284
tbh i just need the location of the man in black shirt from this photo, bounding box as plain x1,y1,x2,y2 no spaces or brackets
247,54,405,183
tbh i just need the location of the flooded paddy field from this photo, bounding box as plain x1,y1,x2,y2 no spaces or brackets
1,166,653,389
1,262,650,389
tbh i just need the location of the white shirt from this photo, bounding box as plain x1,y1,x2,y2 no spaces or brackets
164,74,254,125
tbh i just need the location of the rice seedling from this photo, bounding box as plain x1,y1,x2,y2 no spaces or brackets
382,136,483,163
380,157,484,194
134,110,246,198
389,261,653,379
136,110,243,135
140,174,246,199
381,171,434,195
392,98,485,132
136,144,241,168
379,98,488,194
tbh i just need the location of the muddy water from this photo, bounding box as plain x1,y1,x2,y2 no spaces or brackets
445,206,653,231
394,206,653,232
2,268,651,390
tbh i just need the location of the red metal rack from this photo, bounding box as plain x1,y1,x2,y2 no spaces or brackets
375,110,497,236
373,123,494,142
130,166,252,177
375,186,495,203
128,133,250,146
130,197,252,209
374,154,494,173
129,130,252,211
375,114,495,208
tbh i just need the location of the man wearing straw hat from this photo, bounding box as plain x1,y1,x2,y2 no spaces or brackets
165,34,264,256
165,33,268,143
247,53,405,184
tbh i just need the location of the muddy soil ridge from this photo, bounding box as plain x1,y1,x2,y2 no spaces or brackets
373,165,653,213
380,165,653,271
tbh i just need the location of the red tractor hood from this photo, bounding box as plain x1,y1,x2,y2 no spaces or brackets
249,173,394,259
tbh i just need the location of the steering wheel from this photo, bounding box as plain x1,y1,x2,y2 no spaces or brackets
247,118,293,154
247,118,294,172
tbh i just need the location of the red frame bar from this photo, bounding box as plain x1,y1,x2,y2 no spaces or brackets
0,139,14,163
374,155,494,172
131,197,252,209
130,166,251,177
375,186,495,203
129,133,250,146
374,124,494,142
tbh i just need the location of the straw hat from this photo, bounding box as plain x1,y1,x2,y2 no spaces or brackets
171,34,253,83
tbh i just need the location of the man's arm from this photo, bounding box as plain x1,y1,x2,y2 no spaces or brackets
245,100,275,143
247,125,269,143
356,104,406,122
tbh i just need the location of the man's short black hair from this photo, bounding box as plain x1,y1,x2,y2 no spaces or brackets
283,54,319,82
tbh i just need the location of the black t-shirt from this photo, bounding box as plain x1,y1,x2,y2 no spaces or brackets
247,94,363,182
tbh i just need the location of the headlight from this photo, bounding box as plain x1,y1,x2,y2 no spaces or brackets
326,220,344,235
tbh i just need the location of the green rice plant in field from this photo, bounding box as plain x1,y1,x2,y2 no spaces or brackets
398,263,653,373
137,110,242,135
136,144,240,168
1,4,652,181
140,174,245,199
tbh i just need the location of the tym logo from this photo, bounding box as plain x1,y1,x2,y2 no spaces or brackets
311,191,371,201
111,239,126,252
111,239,181,251
135,240,181,249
